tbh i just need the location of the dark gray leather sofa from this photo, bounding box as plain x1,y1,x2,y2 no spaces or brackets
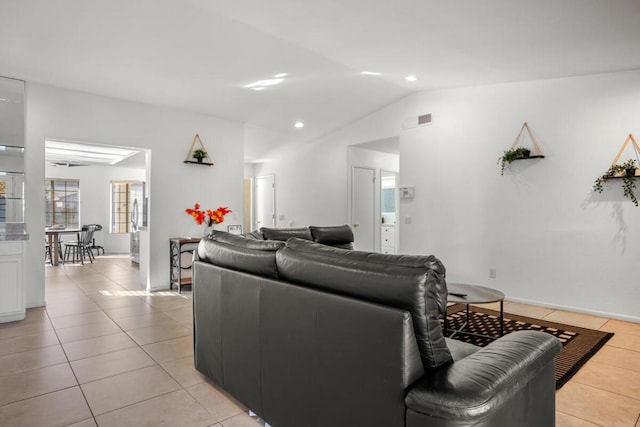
192,230,561,427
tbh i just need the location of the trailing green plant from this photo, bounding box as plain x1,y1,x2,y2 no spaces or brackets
498,147,531,175
593,158,638,206
192,149,208,160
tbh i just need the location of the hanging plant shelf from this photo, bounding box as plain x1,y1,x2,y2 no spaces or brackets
184,134,214,166
498,122,545,175
592,134,640,207
183,160,214,166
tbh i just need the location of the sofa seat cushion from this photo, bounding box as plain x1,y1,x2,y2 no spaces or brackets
275,238,452,369
197,230,285,279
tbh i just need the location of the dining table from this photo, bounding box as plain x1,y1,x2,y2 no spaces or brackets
45,227,81,266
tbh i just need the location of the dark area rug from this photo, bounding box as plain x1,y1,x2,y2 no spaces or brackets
443,304,614,389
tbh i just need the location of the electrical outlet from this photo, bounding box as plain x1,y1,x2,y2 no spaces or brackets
404,216,412,224
489,268,496,279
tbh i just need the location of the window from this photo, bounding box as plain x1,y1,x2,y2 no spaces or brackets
45,179,80,228
111,181,131,234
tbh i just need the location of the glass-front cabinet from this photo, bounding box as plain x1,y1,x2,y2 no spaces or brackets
0,76,26,238
0,76,26,323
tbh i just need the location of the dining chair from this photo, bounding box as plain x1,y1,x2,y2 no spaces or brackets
87,224,105,255
64,225,97,264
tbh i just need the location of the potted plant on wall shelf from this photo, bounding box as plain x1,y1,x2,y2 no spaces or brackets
192,149,208,163
498,147,531,175
593,158,639,206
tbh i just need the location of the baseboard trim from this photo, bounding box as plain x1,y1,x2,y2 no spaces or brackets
506,296,640,324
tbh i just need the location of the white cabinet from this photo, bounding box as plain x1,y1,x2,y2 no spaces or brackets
0,241,25,323
381,225,396,254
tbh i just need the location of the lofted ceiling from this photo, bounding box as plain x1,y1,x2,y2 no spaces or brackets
1,0,639,163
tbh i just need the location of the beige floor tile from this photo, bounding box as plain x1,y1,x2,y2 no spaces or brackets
111,311,176,331
126,323,191,346
164,306,194,324
572,360,640,400
557,382,640,426
0,330,59,357
45,291,82,302
219,412,262,427
103,303,159,320
94,296,150,311
186,382,246,423
0,318,54,340
0,363,78,406
503,301,555,319
606,332,640,353
160,355,207,387
0,386,92,427
142,335,194,363
70,346,156,384
543,310,609,330
55,319,122,344
590,346,640,373
556,411,600,426
62,331,137,361
49,310,112,330
0,345,67,378
81,365,180,415
66,418,97,427
95,389,214,427
601,319,640,336
77,283,128,295
22,307,50,324
45,299,101,318
146,297,193,312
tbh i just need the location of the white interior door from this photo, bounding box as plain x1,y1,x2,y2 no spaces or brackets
254,175,275,230
351,166,375,251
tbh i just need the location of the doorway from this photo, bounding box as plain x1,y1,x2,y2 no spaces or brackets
380,170,398,254
347,138,399,253
254,174,275,230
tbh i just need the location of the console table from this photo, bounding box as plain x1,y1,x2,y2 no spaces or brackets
169,237,201,293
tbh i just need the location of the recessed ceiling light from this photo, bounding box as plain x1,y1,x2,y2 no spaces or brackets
361,71,382,76
274,73,288,78
405,75,417,82
251,87,265,91
243,78,284,89
294,122,304,129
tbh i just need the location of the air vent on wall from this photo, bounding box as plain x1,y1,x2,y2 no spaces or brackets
402,113,432,130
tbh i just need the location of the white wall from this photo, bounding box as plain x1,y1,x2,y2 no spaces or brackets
25,84,244,306
257,70,640,321
45,164,145,254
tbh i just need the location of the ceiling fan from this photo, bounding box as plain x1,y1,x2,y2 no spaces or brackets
50,161,89,168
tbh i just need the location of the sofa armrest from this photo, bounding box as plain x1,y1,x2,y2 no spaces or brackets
405,330,561,420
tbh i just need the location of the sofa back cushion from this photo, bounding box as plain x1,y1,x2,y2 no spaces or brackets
275,238,452,369
197,230,285,279
309,225,354,249
260,227,313,241
241,229,265,240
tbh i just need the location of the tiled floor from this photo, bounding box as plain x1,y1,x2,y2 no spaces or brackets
0,256,637,426
0,256,260,427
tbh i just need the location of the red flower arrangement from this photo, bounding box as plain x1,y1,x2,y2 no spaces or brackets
185,203,232,226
